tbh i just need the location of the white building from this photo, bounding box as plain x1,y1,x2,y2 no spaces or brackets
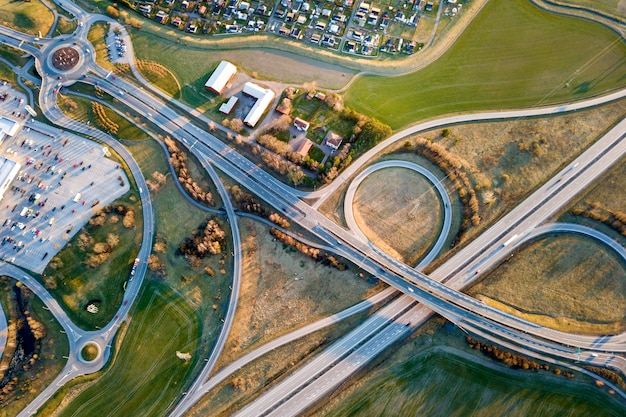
219,96,239,114
204,61,237,95
0,117,20,143
0,157,21,200
243,82,275,127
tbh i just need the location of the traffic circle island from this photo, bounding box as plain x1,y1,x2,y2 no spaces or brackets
51,46,80,71
79,341,101,363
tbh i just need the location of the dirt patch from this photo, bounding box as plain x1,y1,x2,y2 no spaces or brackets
215,218,383,370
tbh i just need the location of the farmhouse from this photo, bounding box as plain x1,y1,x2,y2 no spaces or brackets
0,157,20,201
323,131,343,150
243,82,275,127
204,61,237,95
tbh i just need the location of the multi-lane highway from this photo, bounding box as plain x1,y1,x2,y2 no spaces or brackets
0,1,625,416
234,119,626,417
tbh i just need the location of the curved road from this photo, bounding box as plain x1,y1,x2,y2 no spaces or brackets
1,2,625,415
343,160,453,269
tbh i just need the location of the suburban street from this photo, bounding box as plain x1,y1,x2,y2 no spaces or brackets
0,1,624,416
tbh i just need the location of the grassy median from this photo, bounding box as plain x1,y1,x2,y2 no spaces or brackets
469,234,626,335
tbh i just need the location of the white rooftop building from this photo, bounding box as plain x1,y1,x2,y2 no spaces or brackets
242,82,275,127
204,61,237,95
0,157,21,200
0,117,20,143
219,96,239,114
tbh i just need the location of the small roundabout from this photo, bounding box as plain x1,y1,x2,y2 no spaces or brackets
79,341,102,364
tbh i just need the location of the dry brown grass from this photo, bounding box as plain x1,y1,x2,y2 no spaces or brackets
400,99,626,251
318,182,349,228
188,309,372,417
468,235,626,335
564,156,626,237
214,218,384,370
353,167,443,264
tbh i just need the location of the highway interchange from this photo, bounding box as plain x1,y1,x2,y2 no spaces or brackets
0,1,625,416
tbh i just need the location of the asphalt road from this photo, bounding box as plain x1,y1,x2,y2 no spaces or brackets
82,62,626,414
1,2,625,415
234,120,626,416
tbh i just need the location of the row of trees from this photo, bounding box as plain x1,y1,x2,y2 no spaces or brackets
466,336,554,372
165,137,215,206
412,138,481,242
230,185,291,228
571,202,626,236
91,102,120,135
270,228,347,270
0,284,46,402
584,365,626,390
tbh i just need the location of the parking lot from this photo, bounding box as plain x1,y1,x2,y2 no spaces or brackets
105,29,129,65
0,86,130,273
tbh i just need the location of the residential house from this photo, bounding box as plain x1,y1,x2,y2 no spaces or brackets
170,15,183,27
155,10,169,23
310,32,322,44
323,131,343,150
293,117,310,131
290,27,302,39
295,139,313,157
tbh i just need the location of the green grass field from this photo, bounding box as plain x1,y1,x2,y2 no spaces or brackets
0,0,54,36
59,94,148,141
557,0,625,20
124,138,231,353
41,190,143,330
0,60,17,84
345,0,626,128
88,22,116,73
323,346,626,417
57,282,199,417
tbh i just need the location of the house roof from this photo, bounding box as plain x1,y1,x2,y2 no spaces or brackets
293,117,310,131
295,139,313,156
324,131,343,149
